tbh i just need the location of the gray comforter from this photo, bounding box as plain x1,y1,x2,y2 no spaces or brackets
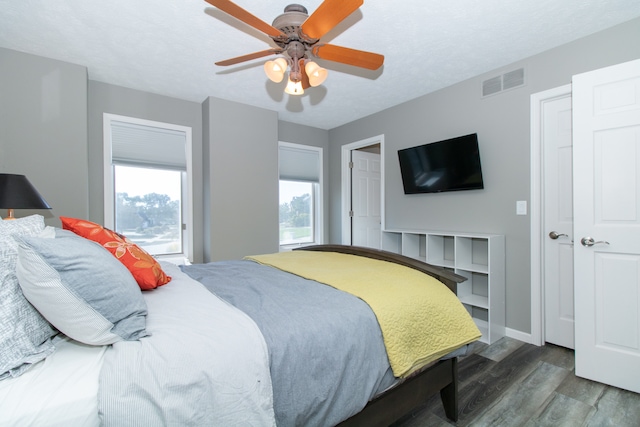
182,260,396,427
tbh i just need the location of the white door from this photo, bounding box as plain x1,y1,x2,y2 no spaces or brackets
573,58,640,393
351,149,381,249
543,93,575,349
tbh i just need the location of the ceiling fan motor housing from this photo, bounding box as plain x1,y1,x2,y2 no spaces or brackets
272,4,316,47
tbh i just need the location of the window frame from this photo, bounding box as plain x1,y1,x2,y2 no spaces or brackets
278,141,323,250
103,113,193,263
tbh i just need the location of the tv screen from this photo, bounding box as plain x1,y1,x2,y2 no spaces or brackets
398,133,484,194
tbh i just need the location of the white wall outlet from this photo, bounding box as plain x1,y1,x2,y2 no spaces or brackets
516,200,527,215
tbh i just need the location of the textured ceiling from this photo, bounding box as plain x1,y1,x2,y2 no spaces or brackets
1,0,639,129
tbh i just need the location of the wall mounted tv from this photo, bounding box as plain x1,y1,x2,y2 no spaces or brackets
398,133,484,194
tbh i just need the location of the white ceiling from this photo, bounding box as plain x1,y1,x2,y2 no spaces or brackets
2,0,639,130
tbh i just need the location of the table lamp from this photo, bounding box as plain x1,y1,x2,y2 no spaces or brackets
0,174,51,220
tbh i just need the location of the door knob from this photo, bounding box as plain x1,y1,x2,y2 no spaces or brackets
580,237,610,247
549,231,568,240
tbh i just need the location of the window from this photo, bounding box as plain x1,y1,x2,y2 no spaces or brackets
278,142,322,248
279,180,315,245
114,165,183,255
104,114,193,261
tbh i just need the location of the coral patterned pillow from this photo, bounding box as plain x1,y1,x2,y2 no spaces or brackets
60,217,171,290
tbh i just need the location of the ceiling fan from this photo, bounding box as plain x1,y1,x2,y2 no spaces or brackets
204,0,384,95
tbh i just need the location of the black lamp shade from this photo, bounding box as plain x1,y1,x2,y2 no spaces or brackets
0,174,51,209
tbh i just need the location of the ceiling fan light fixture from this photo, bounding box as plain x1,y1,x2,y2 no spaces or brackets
207,0,385,93
284,77,304,95
264,57,288,83
305,61,328,87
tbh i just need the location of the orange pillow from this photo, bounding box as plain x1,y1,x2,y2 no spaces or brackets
60,217,171,290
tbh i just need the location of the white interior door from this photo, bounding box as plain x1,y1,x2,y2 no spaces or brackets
573,58,640,393
543,93,575,349
351,149,381,249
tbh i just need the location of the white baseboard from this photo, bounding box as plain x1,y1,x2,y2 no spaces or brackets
506,328,536,345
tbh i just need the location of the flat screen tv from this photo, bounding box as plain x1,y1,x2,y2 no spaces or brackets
398,133,484,194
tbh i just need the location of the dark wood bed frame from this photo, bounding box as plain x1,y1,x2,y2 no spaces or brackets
296,244,468,426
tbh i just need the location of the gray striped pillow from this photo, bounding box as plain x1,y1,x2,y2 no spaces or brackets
16,230,149,346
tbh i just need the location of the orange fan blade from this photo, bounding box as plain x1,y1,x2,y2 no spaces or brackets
215,49,282,66
300,0,363,41
312,44,383,70
204,0,286,39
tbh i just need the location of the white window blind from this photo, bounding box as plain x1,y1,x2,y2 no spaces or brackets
278,144,320,182
111,120,186,170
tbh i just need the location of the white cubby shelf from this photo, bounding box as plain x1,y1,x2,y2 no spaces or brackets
381,229,505,344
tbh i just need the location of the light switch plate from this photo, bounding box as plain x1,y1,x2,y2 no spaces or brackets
516,200,527,215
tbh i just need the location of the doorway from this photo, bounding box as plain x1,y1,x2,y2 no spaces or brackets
341,135,385,246
530,84,574,349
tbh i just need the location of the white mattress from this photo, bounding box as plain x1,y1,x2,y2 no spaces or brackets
0,335,106,427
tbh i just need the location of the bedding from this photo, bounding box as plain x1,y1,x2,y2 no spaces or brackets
1,261,275,427
15,228,148,345
181,259,397,426
60,216,171,290
247,250,481,378
1,220,478,427
0,215,57,380
98,262,276,427
0,335,106,427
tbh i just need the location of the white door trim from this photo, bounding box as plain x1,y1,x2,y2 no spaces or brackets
530,84,572,346
341,134,385,244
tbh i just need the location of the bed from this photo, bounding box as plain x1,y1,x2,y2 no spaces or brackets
0,215,481,426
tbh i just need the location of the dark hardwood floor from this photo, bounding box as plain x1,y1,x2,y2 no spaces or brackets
391,337,640,427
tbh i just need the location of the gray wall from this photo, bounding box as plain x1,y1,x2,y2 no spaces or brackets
278,121,330,243
203,97,279,261
0,46,329,265
88,81,205,263
327,18,640,335
0,47,88,224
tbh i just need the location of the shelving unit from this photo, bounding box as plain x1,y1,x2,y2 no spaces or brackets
382,229,505,344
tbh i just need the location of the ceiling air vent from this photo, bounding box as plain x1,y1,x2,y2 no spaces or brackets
482,67,525,97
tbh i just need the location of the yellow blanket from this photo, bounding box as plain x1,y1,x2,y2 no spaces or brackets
246,251,481,378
